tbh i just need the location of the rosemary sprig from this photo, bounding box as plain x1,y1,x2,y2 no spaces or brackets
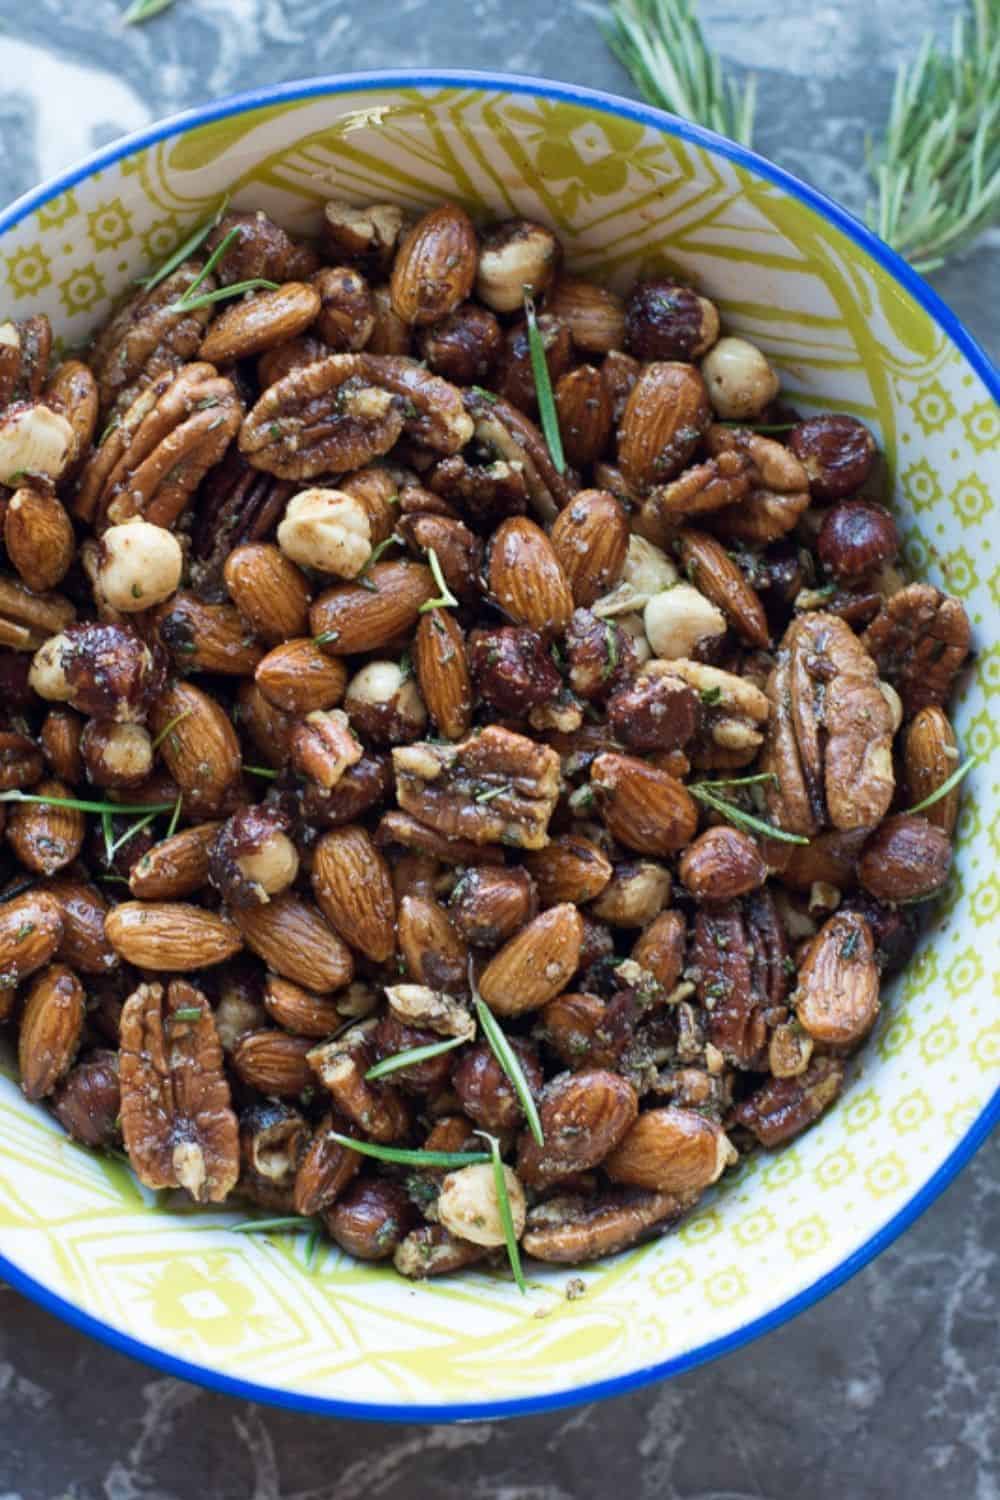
605,0,756,146
364,1034,465,1081
151,710,191,751
477,1132,526,1294
313,630,340,647
523,292,566,475
107,808,162,859
357,533,402,591
326,1132,490,1169
167,227,277,314
418,548,460,612
244,765,279,779
867,0,1000,271
304,1228,323,1270
475,997,544,1147
0,790,175,817
165,793,184,840
140,196,228,292
689,782,809,845
230,1216,316,1235
122,0,178,24
907,754,977,814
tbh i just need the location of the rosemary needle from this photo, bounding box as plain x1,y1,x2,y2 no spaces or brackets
523,291,566,475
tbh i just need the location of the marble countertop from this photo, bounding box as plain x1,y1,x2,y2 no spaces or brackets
0,2,996,1495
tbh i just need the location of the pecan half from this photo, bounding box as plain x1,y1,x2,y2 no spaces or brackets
693,888,789,1068
393,726,561,850
733,1056,845,1147
762,612,894,837
522,1188,685,1262
464,389,577,522
118,980,239,1202
861,582,971,717
189,448,294,598
88,266,216,420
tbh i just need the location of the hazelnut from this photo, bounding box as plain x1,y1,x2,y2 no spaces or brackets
80,719,153,788
468,626,561,717
590,860,671,927
449,865,538,947
496,315,574,413
344,660,428,745
789,415,877,502
29,633,72,702
679,826,768,901
416,302,502,385
321,199,406,271
276,488,371,577
625,279,720,362
564,609,636,702
607,673,700,751
97,520,184,612
209,805,300,906
437,1161,527,1247
0,401,73,484
325,1177,414,1260
817,499,899,582
312,266,375,351
373,1015,455,1092
452,1039,543,1130
700,336,779,419
643,584,727,659
857,814,951,904
476,219,560,312
32,623,160,723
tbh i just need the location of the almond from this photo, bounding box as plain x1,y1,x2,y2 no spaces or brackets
149,681,242,808
857,814,951,904
516,1067,638,1185
263,974,344,1039
18,962,85,1100
678,826,768,901
477,902,584,1017
232,891,354,992
390,204,478,326
550,489,629,608
414,609,472,740
793,910,879,1046
605,1106,731,1193
618,362,710,491
310,824,396,963
309,561,435,655
488,517,573,636
5,487,74,592
105,901,242,970
128,822,221,899
237,680,295,768
677,527,769,647
449,866,537,949
294,1111,361,1215
630,909,686,990
0,572,75,652
547,277,627,355
40,709,84,783
255,637,348,714
554,366,613,470
397,894,469,992
591,752,699,856
200,281,321,364
523,833,613,906
154,592,263,677
223,542,311,644
903,706,961,835
43,877,119,974
0,890,64,986
231,1029,314,1096
6,776,84,875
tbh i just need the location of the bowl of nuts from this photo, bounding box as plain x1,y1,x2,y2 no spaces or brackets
0,71,996,1420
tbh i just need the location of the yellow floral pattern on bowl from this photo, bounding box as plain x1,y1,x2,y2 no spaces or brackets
0,81,997,1415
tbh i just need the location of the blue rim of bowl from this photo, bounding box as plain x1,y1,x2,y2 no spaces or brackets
0,70,997,1423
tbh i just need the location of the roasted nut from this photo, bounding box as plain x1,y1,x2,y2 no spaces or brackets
0,400,74,485
732,1055,844,1147
277,488,372,578
309,560,435,655
590,861,671,928
523,833,613,909
313,265,376,350
437,1161,527,1247
232,891,353,993
862,583,971,718
235,682,294,769
517,1068,638,1185
563,608,635,703
208,805,299,907
397,896,470,992
679,827,767,901
257,335,329,389
105,902,242,971
149,681,242,809
618,362,710,490
311,824,396,963
416,302,501,385
18,963,85,1100
308,1029,409,1141
200,281,321,364
857,814,952,903
321,199,405,271
260,974,341,1039
224,541,311,644
0,890,64,987
344,659,427,745
545,277,625,354
452,1039,543,1132
522,1188,682,1263
239,1101,310,1206
477,904,584,1017
497,314,573,414
692,895,788,1068
128,822,219,900
153,593,263,678
377,808,505,867
606,1107,731,1192
817,499,899,582
644,582,727,659
535,992,605,1069
326,1178,415,1260
4,487,74,593
590,753,698,856
40,709,83,783
903,706,961,835
789,415,877,502
291,708,363,789
254,637,348,715
700,336,779,419
592,534,680,617
80,720,153,788
396,512,482,602
449,865,537,947
768,1020,813,1079
676,528,770,647
394,1223,485,1278
231,1029,315,1097
119,980,239,1202
488,516,574,636
793,910,880,1047
464,389,576,523
651,657,769,768
0,728,44,792
550,490,629,608
390,204,478,324
414,609,473,741
51,1049,120,1147
6,776,84,875
0,314,51,405
95,516,185,617
204,210,318,287
31,623,159,722
294,1112,362,1216
631,909,686,991
384,983,475,1039
36,877,116,976
474,218,558,310
626,280,719,362
468,626,560,718
187,447,293,596
238,355,402,479
368,286,411,356
606,673,700,753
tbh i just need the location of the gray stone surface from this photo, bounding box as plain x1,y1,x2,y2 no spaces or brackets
0,1,996,1495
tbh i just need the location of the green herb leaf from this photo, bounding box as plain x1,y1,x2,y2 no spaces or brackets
700,686,723,706
122,0,177,24
418,547,460,613
304,1228,322,1270
475,998,544,1147
168,276,280,316
474,784,509,804
140,196,228,292
230,1217,316,1235
151,709,191,751
364,1034,465,1081
357,533,401,590
108,808,162,859
907,754,977,814
477,1131,526,1294
689,784,809,845
313,630,340,647
326,1132,490,1169
171,1006,203,1022
244,765,279,779
165,792,184,839
523,291,565,475
0,791,175,817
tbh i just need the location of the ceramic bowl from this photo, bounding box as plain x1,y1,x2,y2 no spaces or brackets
0,70,996,1421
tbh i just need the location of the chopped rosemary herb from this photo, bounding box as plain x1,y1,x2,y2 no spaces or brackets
171,1006,203,1022
688,783,809,845
244,765,279,779
474,784,509,804
169,276,280,316
313,630,341,646
122,0,178,24
364,1034,465,1081
474,997,544,1147
418,547,460,612
523,291,565,475
357,533,401,590
700,686,723,706
165,793,184,840
0,790,175,817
